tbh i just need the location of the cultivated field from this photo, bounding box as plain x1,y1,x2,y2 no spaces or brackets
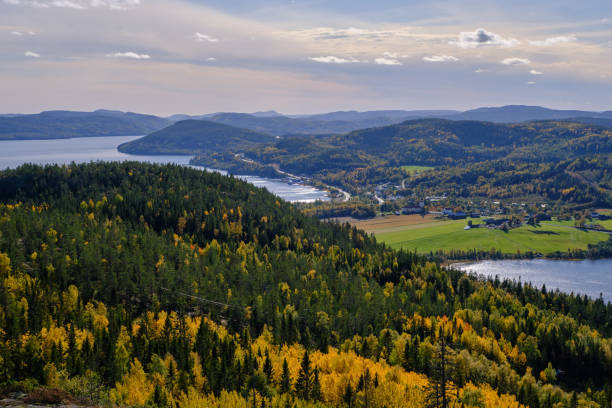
349,215,610,255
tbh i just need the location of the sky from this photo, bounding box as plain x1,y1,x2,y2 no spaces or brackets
1,0,612,115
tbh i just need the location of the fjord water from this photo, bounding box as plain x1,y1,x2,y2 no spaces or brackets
0,135,329,203
456,259,612,302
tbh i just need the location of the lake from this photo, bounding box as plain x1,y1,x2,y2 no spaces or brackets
0,135,330,203
455,259,612,302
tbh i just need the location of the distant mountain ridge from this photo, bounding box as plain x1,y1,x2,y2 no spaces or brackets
162,106,612,137
2,105,612,142
449,105,612,123
0,110,170,140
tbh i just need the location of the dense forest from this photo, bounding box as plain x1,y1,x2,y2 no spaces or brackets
118,121,273,155
0,162,610,407
404,156,612,210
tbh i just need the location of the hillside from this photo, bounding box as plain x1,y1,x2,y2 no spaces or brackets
244,119,612,175
117,119,274,155
0,110,170,140
448,105,612,123
0,161,610,407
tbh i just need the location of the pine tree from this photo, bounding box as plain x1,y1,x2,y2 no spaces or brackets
294,350,313,400
312,368,322,402
425,334,456,408
263,350,273,381
280,358,291,394
343,382,354,408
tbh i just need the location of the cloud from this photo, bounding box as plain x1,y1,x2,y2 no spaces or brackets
502,57,530,65
423,55,459,62
106,52,150,59
11,30,35,36
194,32,218,42
3,0,140,10
24,50,40,58
374,57,402,66
206,57,216,61
295,26,413,41
527,81,536,85
474,68,485,73
529,69,543,75
450,28,519,48
309,56,360,64
529,35,577,46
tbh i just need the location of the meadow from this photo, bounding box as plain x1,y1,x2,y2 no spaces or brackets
371,217,609,255
400,165,435,174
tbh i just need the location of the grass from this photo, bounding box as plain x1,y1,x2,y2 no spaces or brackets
375,219,609,255
400,165,434,175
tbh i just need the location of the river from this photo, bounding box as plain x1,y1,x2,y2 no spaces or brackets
0,135,330,203
455,259,612,302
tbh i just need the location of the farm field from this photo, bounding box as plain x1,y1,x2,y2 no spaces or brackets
348,213,445,233
400,165,435,174
373,218,610,255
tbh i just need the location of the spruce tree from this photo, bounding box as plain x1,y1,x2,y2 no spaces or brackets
263,350,273,381
294,350,313,400
280,358,291,394
425,334,456,408
343,382,354,408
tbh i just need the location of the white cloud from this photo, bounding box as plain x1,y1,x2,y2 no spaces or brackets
106,52,150,59
309,56,360,64
423,55,459,62
293,26,413,41
11,30,35,36
206,57,216,61
502,57,530,65
24,50,40,58
450,28,519,48
3,0,140,10
375,57,402,65
383,51,408,59
529,35,577,46
474,68,485,73
527,81,536,85
194,32,218,42
529,69,543,75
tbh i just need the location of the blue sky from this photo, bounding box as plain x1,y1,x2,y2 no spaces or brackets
1,0,611,115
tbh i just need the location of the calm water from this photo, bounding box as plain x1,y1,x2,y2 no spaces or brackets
456,259,612,302
0,135,330,203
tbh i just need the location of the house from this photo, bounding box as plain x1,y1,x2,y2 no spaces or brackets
448,211,467,220
470,212,481,218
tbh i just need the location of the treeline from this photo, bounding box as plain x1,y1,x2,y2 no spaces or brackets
0,162,610,407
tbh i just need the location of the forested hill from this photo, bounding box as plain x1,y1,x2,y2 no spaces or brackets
0,110,170,140
117,119,274,154
246,119,612,174
0,162,610,407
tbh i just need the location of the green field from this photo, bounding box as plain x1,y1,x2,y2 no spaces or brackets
376,219,609,255
400,165,435,174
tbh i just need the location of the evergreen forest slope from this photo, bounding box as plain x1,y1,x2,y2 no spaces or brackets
0,162,610,407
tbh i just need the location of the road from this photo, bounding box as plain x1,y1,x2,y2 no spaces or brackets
236,155,351,202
